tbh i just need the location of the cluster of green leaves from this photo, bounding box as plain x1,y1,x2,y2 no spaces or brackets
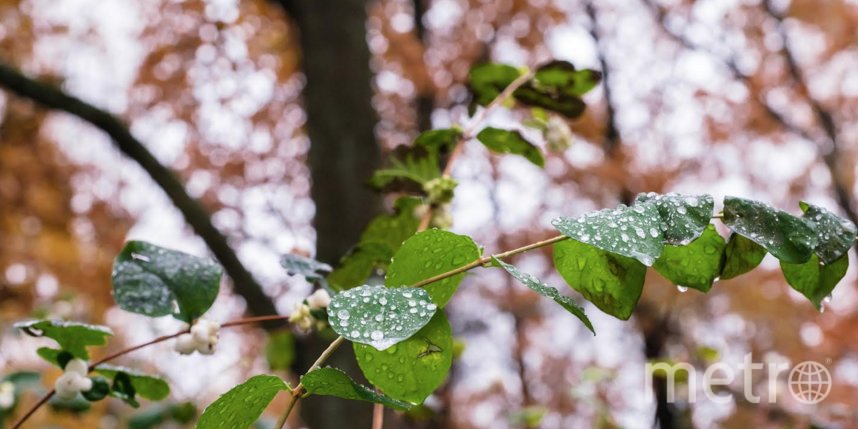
13,240,222,411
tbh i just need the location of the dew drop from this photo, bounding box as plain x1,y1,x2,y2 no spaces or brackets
677,285,688,293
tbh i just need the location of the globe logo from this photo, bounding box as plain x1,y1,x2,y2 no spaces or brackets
788,361,831,404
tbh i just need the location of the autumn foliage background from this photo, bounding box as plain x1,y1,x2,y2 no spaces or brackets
1,0,858,428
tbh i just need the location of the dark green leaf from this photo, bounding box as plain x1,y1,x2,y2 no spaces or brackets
328,285,437,350
512,86,586,118
492,257,594,334
721,197,817,264
781,254,848,310
280,254,331,283
368,145,441,190
15,320,112,359
553,239,646,320
36,347,73,368
82,376,110,402
111,372,139,408
720,233,767,280
301,367,412,410
530,61,602,97
552,202,663,266
328,197,421,291
635,193,714,245
94,365,169,401
112,241,222,322
799,201,857,264
414,128,462,153
386,229,481,306
196,375,288,429
265,331,295,371
653,225,725,292
467,63,523,112
476,127,544,167
355,312,453,404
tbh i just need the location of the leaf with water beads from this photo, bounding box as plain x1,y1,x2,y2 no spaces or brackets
653,225,725,293
112,241,222,323
721,197,817,264
552,201,663,266
781,254,848,310
492,257,594,334
328,285,437,351
301,367,412,410
635,192,714,245
14,319,112,360
552,239,646,320
196,375,287,429
798,202,857,265
354,312,453,404
386,229,481,306
720,233,767,280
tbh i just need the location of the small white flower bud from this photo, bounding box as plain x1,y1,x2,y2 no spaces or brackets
307,289,331,310
0,382,15,409
174,333,197,355
64,358,89,377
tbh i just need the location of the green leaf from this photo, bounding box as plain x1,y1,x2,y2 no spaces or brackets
552,202,664,266
112,241,222,322
265,331,295,371
799,202,857,264
414,128,462,153
110,372,140,407
467,63,523,112
14,319,112,359
530,61,602,97
301,367,412,410
512,86,587,118
475,127,544,167
721,197,817,264
553,239,646,320
354,312,453,404
328,285,437,350
196,375,287,429
492,257,594,334
368,145,441,190
36,347,73,368
653,225,726,292
635,193,714,245
328,197,421,291
386,229,481,306
82,376,110,402
94,365,170,401
280,254,331,283
720,233,767,280
781,254,848,310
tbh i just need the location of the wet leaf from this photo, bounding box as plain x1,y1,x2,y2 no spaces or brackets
552,201,663,266
492,257,594,333
354,312,452,404
553,239,646,320
799,202,857,264
301,367,412,410
720,233,767,280
14,319,112,360
112,241,222,322
196,375,287,429
280,254,331,283
386,229,480,306
635,193,714,245
476,127,544,167
721,197,817,264
94,365,170,401
328,285,437,351
653,225,725,292
781,254,848,310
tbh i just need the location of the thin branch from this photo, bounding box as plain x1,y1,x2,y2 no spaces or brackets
275,336,347,428
372,402,385,429
0,60,282,326
418,69,536,230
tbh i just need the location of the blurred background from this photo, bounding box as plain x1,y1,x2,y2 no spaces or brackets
1,0,857,428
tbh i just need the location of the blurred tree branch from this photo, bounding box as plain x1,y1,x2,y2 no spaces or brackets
640,0,857,226
0,60,283,327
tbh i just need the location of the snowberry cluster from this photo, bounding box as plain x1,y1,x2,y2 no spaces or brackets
55,359,93,400
289,289,331,331
174,319,220,355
